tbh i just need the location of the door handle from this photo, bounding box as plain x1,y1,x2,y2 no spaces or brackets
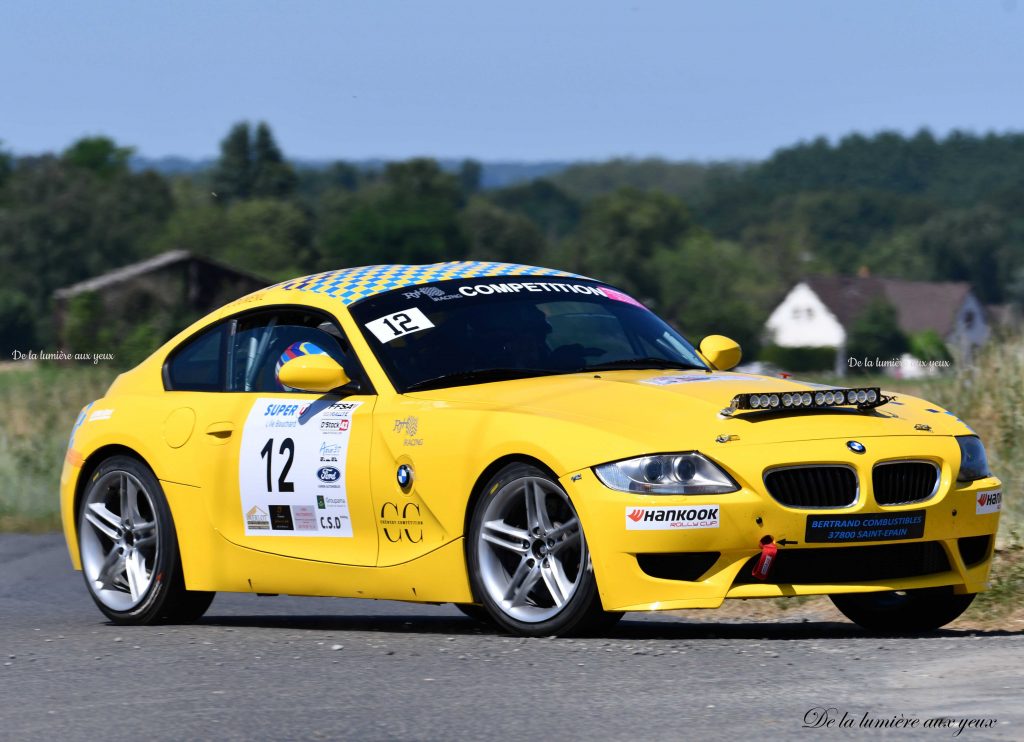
205,421,235,440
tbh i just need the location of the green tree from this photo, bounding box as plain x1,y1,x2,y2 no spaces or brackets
63,291,108,355
860,228,935,279
209,121,296,203
296,161,361,206
567,188,695,303
489,179,581,240
316,158,466,268
846,299,908,367
211,122,253,202
221,199,312,278
651,235,766,355
901,206,1010,303
458,159,482,197
551,157,742,205
62,137,133,179
251,122,297,199
0,289,33,355
746,128,1024,205
860,205,1015,303
767,190,935,276
1007,264,1024,309
0,153,173,346
736,220,811,290
459,197,546,264
909,330,952,364
0,141,12,187
153,191,313,280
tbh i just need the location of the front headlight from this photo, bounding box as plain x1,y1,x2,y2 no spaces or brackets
594,452,739,495
956,435,991,482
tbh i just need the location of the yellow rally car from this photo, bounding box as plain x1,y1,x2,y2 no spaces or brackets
60,261,1002,636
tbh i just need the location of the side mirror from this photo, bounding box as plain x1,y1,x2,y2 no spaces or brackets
699,335,742,371
278,354,351,393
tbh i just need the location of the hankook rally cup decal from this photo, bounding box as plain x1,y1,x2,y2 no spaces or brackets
976,490,1002,515
625,505,720,530
239,398,360,537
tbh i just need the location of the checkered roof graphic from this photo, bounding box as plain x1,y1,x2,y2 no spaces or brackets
278,261,586,305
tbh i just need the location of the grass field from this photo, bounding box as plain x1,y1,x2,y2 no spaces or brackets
0,362,115,531
1,345,1019,623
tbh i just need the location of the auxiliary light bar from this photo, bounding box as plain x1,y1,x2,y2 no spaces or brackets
729,387,888,412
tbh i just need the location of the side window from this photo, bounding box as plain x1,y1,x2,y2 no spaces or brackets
166,325,226,391
226,310,366,393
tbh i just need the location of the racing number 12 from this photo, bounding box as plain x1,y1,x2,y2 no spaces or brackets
381,313,418,337
365,307,435,343
260,437,295,492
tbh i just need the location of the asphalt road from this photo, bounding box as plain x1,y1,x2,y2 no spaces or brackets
1,534,1021,741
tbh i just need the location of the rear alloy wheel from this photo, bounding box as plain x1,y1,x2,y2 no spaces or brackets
467,463,615,636
79,455,214,624
830,587,975,633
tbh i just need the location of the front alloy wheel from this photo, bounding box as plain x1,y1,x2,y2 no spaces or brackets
81,469,159,611
79,455,214,624
467,463,617,636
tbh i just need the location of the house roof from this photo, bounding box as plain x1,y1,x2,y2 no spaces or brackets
803,275,972,337
54,250,269,299
884,279,972,336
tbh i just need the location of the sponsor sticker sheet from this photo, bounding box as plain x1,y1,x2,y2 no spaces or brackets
239,398,360,537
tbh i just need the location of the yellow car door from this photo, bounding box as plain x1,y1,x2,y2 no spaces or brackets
166,306,379,566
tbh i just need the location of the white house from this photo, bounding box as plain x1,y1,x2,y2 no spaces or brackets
764,275,989,375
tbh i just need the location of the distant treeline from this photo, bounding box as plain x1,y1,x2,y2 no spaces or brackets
130,154,573,191
1,124,1023,359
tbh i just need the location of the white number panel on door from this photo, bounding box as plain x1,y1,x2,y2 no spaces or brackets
239,398,361,537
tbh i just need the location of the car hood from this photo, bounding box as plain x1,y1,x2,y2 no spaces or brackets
410,369,975,451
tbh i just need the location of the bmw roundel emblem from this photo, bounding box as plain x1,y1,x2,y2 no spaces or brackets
847,440,866,454
397,464,413,488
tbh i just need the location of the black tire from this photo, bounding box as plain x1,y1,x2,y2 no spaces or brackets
578,609,625,635
830,587,975,633
160,586,216,624
78,455,215,625
466,462,613,637
459,599,622,635
453,603,492,624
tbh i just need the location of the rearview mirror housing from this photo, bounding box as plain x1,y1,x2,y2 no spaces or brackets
278,354,351,393
699,335,742,371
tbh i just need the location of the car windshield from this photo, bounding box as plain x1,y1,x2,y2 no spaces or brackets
348,276,708,392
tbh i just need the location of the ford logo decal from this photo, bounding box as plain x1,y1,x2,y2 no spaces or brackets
846,441,866,454
317,466,341,482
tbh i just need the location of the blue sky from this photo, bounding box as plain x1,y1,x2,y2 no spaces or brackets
3,1,1022,161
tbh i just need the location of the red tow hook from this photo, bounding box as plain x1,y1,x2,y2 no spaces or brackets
751,535,778,580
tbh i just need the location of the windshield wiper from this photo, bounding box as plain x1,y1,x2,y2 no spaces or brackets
404,368,560,393
577,357,707,372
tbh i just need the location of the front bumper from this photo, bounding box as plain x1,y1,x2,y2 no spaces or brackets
561,435,1002,612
